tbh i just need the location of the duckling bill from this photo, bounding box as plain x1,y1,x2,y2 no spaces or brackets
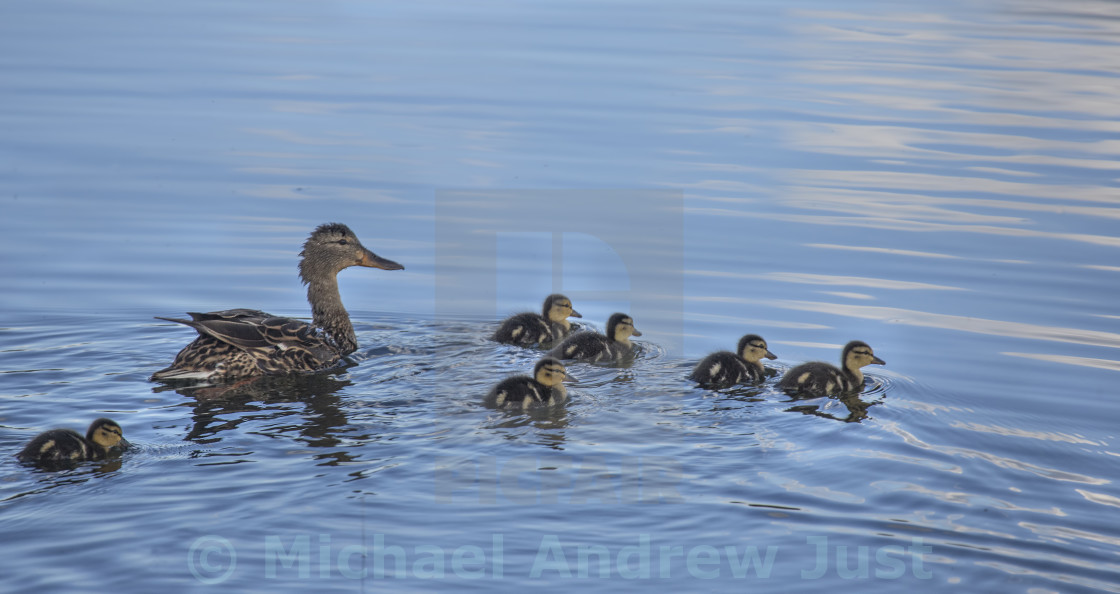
151,223,403,382
778,340,884,397
486,357,575,409
493,294,582,347
17,418,130,468
549,312,641,363
690,334,776,389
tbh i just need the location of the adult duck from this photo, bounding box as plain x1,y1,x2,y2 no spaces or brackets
151,223,403,381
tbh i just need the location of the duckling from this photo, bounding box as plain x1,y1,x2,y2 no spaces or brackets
151,223,403,382
549,312,642,363
17,418,130,467
778,340,885,397
485,357,575,409
493,293,582,347
689,334,777,389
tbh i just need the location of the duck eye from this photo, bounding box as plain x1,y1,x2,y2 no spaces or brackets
338,239,349,245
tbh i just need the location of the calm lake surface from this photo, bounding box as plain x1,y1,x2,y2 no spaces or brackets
3,0,1119,591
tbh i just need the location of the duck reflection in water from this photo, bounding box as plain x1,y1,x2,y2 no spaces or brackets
485,408,572,441
159,369,362,459
784,392,879,423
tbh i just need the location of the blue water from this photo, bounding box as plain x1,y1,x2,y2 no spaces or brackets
3,0,1120,591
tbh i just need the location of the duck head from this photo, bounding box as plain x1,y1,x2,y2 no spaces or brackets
606,313,642,345
87,418,130,451
534,356,576,388
738,334,777,363
842,340,885,373
543,294,582,328
298,222,404,283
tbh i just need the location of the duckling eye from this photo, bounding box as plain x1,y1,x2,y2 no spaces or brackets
338,239,349,245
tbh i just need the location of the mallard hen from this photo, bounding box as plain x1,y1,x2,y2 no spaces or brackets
151,223,403,381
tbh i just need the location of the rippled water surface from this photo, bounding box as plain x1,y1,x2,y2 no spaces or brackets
3,0,1120,591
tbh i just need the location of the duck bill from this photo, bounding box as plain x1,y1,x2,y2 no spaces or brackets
358,249,405,271
631,329,643,337
872,356,885,365
563,372,578,383
765,350,778,360
118,437,133,450
570,309,583,319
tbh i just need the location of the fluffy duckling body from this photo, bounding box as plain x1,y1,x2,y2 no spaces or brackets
486,357,574,409
778,340,885,397
17,418,130,467
151,223,403,382
549,313,641,363
690,334,777,389
493,294,582,347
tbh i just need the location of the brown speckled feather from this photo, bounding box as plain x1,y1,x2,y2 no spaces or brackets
152,313,340,381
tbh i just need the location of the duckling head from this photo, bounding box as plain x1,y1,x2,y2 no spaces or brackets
842,340,885,383
606,313,642,345
534,356,576,388
299,222,404,283
543,294,582,328
87,418,130,451
738,334,777,363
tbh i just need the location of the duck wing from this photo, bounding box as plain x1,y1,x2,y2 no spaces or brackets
152,312,339,380
184,308,274,323
184,316,317,350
